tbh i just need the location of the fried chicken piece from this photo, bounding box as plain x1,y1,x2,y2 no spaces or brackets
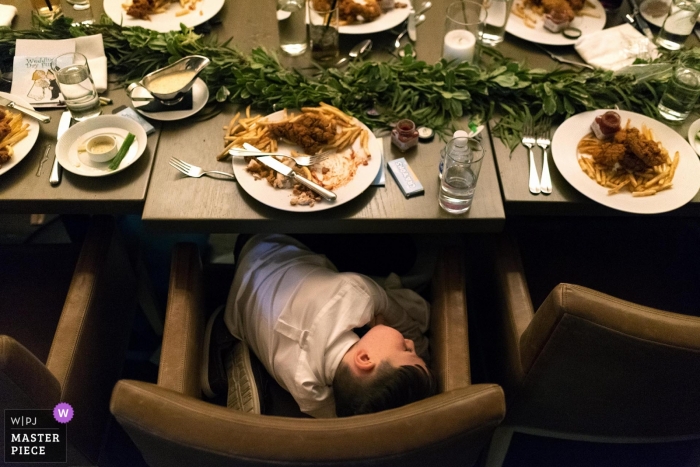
0,122,11,142
126,0,156,20
614,128,667,168
540,0,575,20
0,147,10,168
0,109,6,121
315,0,381,23
268,114,335,154
589,141,627,167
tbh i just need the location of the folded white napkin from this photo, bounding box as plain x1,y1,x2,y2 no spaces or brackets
0,4,17,27
74,35,108,93
574,24,660,71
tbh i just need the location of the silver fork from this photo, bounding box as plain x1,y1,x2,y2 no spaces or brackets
536,119,552,195
169,158,235,179
522,118,540,194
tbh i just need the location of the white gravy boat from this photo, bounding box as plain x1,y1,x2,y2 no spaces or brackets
127,55,210,105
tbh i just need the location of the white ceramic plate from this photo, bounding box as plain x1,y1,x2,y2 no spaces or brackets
688,117,700,157
506,0,606,45
338,3,411,34
639,0,671,27
103,0,224,32
56,115,148,177
0,92,41,177
232,110,382,211
640,0,700,27
132,78,209,122
552,110,700,214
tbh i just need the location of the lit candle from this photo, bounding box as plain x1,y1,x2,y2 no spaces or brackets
443,29,476,63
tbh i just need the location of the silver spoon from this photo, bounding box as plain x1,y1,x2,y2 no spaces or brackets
335,39,373,68
394,14,426,51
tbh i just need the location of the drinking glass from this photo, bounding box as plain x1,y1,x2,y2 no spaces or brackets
52,53,102,122
481,0,514,46
657,66,700,122
30,0,62,18
438,137,484,214
278,0,308,56
443,1,488,64
309,2,340,66
656,0,700,50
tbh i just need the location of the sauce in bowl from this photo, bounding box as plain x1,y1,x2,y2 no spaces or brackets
146,70,197,95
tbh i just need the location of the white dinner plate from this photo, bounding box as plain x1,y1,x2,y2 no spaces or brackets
103,0,224,32
506,0,606,45
56,115,148,177
132,78,209,122
338,2,412,34
552,110,700,214
640,0,700,27
0,92,41,177
688,117,700,157
232,110,382,211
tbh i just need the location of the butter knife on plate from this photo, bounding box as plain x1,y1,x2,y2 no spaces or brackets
628,0,655,41
242,143,336,201
407,8,417,41
0,96,51,123
50,111,72,186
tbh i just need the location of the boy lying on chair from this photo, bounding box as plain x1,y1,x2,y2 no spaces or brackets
205,234,436,418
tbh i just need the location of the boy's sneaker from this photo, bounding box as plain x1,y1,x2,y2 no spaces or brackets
201,305,235,398
225,341,262,414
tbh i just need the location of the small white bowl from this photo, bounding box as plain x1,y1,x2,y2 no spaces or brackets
86,134,118,162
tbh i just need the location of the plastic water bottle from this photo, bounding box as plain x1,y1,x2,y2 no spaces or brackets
439,130,469,179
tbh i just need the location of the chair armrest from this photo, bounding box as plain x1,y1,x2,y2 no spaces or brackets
157,242,205,396
430,246,471,391
0,336,61,409
111,379,505,467
491,233,535,392
45,215,138,462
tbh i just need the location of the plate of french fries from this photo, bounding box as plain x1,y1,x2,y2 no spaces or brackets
0,92,40,177
506,0,606,45
104,0,224,33
552,110,700,214
221,104,381,212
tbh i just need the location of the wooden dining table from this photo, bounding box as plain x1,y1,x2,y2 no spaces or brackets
0,1,161,214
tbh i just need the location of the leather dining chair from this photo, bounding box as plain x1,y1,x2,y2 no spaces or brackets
110,242,506,467
0,215,137,465
479,233,700,467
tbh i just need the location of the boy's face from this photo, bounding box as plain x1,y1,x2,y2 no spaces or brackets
357,325,427,371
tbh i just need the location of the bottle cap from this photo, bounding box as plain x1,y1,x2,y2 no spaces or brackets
453,130,469,138
417,126,434,141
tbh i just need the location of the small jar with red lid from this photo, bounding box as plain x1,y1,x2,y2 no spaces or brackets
391,119,419,152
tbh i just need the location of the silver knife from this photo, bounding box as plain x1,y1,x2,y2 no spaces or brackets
256,156,337,201
50,111,72,186
629,0,654,40
0,96,51,123
407,8,417,41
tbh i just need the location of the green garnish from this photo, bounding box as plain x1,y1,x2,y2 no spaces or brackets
4,14,698,150
108,133,136,171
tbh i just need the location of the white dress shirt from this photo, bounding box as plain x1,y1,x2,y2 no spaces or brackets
224,234,430,418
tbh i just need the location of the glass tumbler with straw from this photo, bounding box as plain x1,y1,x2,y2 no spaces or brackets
309,0,340,66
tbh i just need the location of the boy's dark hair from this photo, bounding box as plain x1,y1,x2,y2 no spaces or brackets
333,360,437,417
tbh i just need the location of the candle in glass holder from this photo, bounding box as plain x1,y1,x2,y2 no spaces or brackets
443,29,476,63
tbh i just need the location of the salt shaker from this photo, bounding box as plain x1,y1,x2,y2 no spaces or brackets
439,130,469,179
391,119,419,152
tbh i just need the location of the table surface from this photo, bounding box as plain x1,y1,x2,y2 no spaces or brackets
492,6,700,217
139,0,506,233
0,1,161,215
